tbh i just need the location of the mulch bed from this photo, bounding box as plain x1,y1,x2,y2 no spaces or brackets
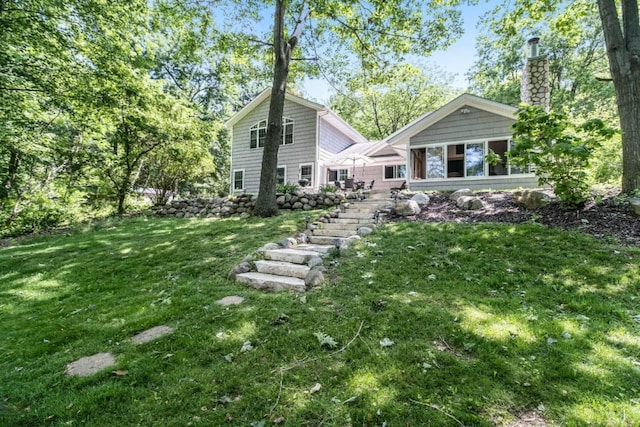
400,190,640,246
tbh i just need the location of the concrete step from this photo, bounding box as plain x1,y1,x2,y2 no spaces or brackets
236,272,305,292
264,248,322,265
296,243,334,253
254,260,310,279
312,228,357,238
309,236,349,246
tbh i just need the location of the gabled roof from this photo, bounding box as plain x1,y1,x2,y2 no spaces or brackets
225,89,366,143
384,93,517,146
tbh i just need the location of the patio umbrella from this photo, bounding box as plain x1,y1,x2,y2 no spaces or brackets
333,153,374,179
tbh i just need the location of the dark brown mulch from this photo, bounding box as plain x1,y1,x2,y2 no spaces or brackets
406,190,640,246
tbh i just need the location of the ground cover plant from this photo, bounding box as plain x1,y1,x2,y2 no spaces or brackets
1,212,639,426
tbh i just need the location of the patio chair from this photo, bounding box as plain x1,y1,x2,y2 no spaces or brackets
334,180,345,191
365,180,375,190
390,181,406,198
390,181,406,192
344,178,354,190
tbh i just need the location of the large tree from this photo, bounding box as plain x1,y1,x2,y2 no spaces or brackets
492,0,640,193
244,0,463,216
597,0,640,193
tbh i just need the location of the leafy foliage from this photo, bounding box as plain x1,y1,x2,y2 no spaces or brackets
313,332,338,349
510,105,617,206
276,182,299,194
330,63,456,139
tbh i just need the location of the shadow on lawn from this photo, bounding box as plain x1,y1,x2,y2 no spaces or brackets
225,222,640,426
1,217,638,425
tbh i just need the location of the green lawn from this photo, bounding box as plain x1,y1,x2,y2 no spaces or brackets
1,213,639,426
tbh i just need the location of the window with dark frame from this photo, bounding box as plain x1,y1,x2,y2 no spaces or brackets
250,118,294,149
233,170,244,190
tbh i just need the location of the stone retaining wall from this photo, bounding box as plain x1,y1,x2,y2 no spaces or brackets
153,191,354,218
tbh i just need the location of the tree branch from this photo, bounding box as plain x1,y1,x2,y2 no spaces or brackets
248,37,273,47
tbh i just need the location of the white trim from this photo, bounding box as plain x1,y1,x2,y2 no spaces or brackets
381,163,407,181
225,89,324,128
407,136,535,184
276,165,287,185
232,169,245,192
299,163,314,187
386,93,517,147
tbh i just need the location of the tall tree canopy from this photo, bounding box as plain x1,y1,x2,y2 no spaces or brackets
330,63,456,140
0,0,258,234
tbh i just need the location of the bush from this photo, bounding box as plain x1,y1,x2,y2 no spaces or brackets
509,105,617,206
319,184,338,193
276,182,298,194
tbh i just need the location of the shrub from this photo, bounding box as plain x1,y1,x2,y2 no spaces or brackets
509,105,617,206
276,182,298,194
319,184,338,193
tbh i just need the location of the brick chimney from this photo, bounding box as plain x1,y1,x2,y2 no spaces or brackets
521,37,550,111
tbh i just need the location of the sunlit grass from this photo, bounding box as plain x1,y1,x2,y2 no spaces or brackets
1,215,639,425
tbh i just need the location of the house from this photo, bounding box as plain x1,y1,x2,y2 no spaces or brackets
383,37,547,191
225,89,404,194
383,93,538,191
226,39,548,195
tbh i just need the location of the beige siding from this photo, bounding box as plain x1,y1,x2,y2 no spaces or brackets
410,176,539,191
410,106,515,146
318,119,354,153
231,98,318,194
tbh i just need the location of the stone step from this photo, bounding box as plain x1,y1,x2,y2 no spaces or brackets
309,235,349,246
320,222,360,231
329,218,374,225
312,228,357,238
254,260,310,279
296,243,334,253
264,248,322,265
338,212,375,220
236,272,305,292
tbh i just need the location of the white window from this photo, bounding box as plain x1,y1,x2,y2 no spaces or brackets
250,120,267,149
328,168,349,182
282,118,294,145
426,146,444,178
250,118,294,149
299,164,313,186
233,169,244,191
276,166,286,185
384,164,407,180
465,143,485,177
411,138,528,180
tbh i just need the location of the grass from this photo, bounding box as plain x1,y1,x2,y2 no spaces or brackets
1,212,639,426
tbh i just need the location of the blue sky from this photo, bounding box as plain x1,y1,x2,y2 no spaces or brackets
301,1,497,103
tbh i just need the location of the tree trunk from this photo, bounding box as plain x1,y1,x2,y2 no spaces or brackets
254,0,308,217
1,148,20,201
598,0,640,193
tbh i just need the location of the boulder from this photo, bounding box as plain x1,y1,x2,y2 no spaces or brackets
228,261,251,280
306,255,324,268
457,196,484,210
358,226,374,236
394,200,421,216
305,268,325,289
278,237,297,248
630,198,640,216
411,193,431,206
513,190,551,209
450,189,474,202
